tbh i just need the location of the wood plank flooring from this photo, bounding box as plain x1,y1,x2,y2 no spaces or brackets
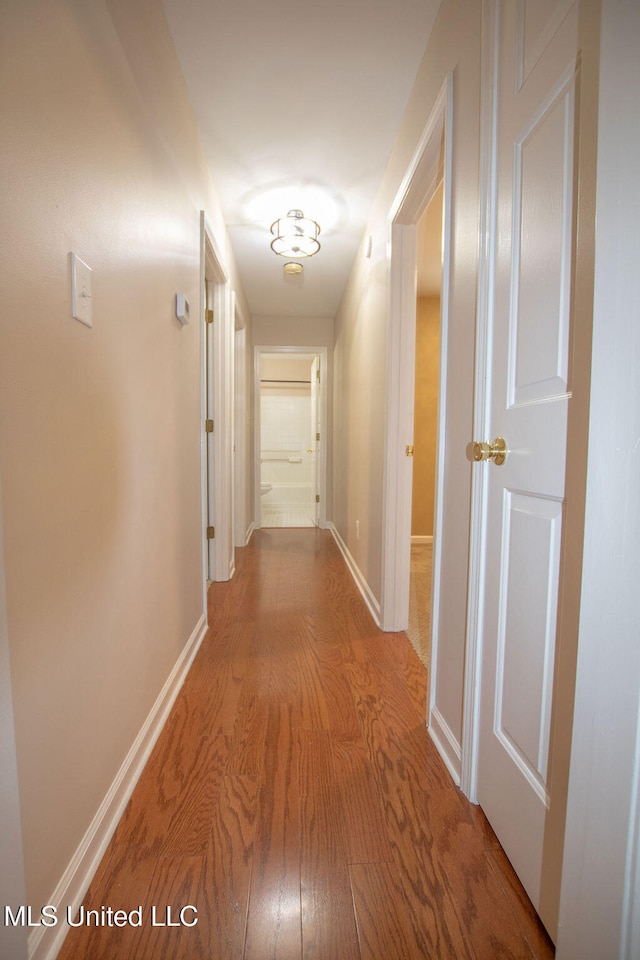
58,529,554,960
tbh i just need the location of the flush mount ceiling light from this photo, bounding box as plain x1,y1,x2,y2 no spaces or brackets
270,209,321,258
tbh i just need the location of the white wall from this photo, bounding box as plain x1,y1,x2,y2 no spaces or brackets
261,380,314,498
0,0,249,930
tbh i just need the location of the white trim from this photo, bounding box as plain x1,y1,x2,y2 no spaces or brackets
329,523,381,626
0,481,28,960
253,346,328,531
411,535,433,545
214,280,233,581
29,615,208,960
460,0,499,804
387,78,450,225
428,77,454,746
429,706,462,786
623,706,640,960
556,4,640,952
199,213,209,617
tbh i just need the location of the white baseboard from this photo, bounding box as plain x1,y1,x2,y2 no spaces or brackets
29,615,208,960
328,523,381,626
245,522,255,545
411,535,433,544
428,706,462,787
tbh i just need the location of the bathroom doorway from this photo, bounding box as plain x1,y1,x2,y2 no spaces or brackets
254,348,327,529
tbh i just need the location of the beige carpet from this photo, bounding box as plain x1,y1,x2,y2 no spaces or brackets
407,542,432,668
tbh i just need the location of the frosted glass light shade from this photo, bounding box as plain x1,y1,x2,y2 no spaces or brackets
270,209,321,258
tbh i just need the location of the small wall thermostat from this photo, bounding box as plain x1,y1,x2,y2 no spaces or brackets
175,293,190,325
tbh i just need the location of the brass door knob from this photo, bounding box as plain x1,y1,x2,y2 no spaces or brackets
472,437,507,465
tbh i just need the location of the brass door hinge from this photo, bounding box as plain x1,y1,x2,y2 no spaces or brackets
316,494,320,504
205,309,214,324
316,368,320,382
205,419,214,433
316,432,320,442
206,526,215,540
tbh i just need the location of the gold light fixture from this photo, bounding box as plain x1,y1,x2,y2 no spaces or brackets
283,261,303,276
270,209,321,258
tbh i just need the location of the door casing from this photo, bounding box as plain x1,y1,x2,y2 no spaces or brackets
381,74,455,774
233,294,250,548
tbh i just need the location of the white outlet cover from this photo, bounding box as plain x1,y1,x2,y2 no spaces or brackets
71,253,93,327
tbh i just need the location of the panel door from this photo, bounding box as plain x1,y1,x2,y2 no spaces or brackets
476,0,583,940
310,355,320,526
206,281,215,580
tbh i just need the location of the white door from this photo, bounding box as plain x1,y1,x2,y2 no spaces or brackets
310,355,320,526
475,0,588,939
205,281,215,579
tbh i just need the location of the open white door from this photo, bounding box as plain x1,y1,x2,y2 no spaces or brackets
473,0,593,940
310,355,320,526
201,215,231,585
205,279,216,579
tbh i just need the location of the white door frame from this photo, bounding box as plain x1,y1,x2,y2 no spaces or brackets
311,355,321,526
253,345,328,530
0,491,29,960
199,213,232,594
557,5,640,953
233,294,250,548
459,3,498,803
380,77,453,711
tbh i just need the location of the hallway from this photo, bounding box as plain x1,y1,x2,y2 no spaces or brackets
58,530,553,960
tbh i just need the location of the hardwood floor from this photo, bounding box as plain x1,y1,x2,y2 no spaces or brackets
407,542,432,668
58,529,554,960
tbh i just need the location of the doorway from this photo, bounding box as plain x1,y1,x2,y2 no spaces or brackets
254,346,327,529
407,182,443,669
381,77,452,755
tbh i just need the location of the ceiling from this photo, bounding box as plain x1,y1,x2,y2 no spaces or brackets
161,0,441,318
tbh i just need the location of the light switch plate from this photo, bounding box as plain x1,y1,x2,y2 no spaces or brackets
71,253,93,327
175,292,190,325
